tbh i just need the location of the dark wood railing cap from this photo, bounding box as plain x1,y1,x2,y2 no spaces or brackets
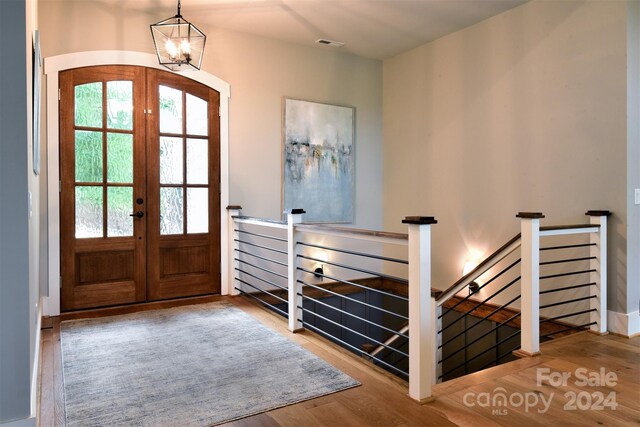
402,216,437,225
585,210,612,217
431,289,443,299
226,205,242,210
516,212,545,219
285,208,306,215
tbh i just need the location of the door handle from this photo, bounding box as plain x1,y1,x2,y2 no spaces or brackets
129,211,144,218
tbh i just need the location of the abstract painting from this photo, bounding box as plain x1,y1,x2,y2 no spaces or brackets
283,98,354,223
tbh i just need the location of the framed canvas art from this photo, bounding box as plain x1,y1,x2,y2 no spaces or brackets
282,98,354,223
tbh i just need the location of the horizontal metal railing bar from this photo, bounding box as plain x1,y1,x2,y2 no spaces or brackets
540,243,597,251
298,241,408,265
235,228,287,242
235,277,288,304
539,256,596,266
298,279,409,320
297,254,409,285
439,294,521,347
298,293,409,339
539,308,596,324
540,282,596,295
298,266,409,302
235,239,288,255
540,269,596,280
235,267,287,292
479,343,522,371
439,258,521,319
235,248,287,267
369,325,410,358
438,311,522,363
539,295,596,310
233,215,287,228
237,288,289,318
296,223,409,244
437,234,522,305
541,322,597,338
439,329,521,379
299,320,409,378
299,307,410,358
389,343,410,368
236,258,287,280
439,276,520,334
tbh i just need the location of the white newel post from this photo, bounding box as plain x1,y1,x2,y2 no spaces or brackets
225,205,242,296
518,212,543,356
403,215,438,402
287,209,305,332
586,210,611,334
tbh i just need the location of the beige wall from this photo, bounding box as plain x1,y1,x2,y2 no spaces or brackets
38,0,383,228
383,0,628,313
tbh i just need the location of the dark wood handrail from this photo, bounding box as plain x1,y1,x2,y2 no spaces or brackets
436,220,603,304
296,223,409,241
436,233,522,303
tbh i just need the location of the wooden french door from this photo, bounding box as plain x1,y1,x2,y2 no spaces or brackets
60,65,220,311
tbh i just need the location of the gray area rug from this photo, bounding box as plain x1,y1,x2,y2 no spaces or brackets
60,302,359,426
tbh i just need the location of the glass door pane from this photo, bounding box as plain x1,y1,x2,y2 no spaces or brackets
73,80,135,239
158,86,209,235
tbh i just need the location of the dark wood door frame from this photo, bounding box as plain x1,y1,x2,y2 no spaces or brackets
60,65,221,311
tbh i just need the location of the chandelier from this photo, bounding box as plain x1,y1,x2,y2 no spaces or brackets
150,0,206,71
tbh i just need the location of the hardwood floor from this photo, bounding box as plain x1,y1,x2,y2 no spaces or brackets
38,296,640,426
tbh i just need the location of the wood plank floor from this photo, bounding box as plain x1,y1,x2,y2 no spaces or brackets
38,296,640,426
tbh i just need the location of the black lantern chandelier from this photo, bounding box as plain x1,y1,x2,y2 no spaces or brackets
150,0,206,71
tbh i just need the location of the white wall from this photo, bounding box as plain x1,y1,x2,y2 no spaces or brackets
37,0,383,229
383,0,629,315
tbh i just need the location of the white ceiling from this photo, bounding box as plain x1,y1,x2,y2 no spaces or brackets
107,0,529,60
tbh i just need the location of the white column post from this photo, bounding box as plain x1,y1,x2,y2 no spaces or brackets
517,212,543,356
287,209,305,332
586,210,611,334
403,215,437,402
224,206,242,296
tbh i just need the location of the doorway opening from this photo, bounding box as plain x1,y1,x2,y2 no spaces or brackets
60,65,221,311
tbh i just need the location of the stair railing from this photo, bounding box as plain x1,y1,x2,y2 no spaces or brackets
434,210,610,383
226,205,609,402
226,206,438,402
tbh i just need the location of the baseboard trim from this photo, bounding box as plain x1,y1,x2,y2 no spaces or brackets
607,310,640,337
31,305,42,420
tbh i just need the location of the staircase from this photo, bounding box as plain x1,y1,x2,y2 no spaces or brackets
227,206,610,401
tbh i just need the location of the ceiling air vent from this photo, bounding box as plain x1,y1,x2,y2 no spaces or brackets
315,39,344,48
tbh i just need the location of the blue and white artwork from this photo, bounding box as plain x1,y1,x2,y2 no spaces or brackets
283,98,354,223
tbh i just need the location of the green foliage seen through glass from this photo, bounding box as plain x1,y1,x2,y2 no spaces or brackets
107,133,133,183
75,82,102,128
75,130,102,182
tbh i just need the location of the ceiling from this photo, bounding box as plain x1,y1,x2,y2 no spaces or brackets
105,0,528,60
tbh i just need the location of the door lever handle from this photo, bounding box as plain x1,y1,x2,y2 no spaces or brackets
129,211,144,218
